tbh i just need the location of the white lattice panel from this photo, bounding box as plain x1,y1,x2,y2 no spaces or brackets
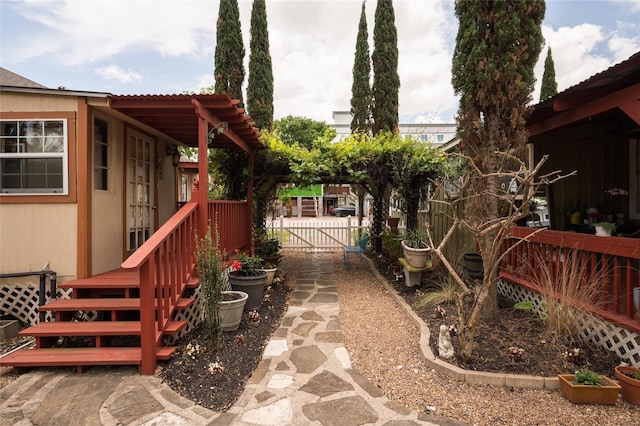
499,279,640,366
0,284,75,325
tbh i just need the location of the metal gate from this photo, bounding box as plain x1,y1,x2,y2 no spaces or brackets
265,217,369,251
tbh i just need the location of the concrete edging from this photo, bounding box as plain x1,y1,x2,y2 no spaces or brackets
363,255,559,391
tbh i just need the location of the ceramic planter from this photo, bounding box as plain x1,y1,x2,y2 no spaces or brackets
594,224,613,236
463,253,484,279
615,365,640,405
228,271,268,311
259,266,278,286
220,291,248,331
401,240,431,269
558,374,621,404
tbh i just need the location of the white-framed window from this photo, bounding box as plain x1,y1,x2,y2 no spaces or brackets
420,134,428,142
437,134,444,142
93,118,109,190
0,119,68,194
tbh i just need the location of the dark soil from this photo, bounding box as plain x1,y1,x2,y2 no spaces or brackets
159,276,291,411
370,253,623,378
156,251,623,413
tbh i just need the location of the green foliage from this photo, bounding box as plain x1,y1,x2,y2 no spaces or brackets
273,116,336,149
247,0,273,131
255,238,280,258
214,0,245,106
372,0,400,136
540,46,558,101
351,1,372,134
195,225,224,349
232,251,264,276
416,279,461,310
403,228,428,249
574,369,604,387
513,300,536,311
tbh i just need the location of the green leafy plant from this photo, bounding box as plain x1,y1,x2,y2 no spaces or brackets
231,250,264,276
402,228,428,249
593,221,617,233
255,238,281,258
195,224,224,349
513,300,548,321
573,369,604,386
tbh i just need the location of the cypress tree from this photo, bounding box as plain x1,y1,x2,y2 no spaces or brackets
247,0,274,131
451,0,545,358
214,0,245,107
540,46,558,101
350,1,372,134
371,0,400,136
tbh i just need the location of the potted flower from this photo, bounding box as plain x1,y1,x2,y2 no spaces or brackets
558,369,621,404
593,221,616,236
401,228,431,268
615,365,640,405
228,250,268,311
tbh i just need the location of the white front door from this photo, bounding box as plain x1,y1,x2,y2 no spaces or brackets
126,129,155,254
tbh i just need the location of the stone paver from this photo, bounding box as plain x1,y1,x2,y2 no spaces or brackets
0,252,457,426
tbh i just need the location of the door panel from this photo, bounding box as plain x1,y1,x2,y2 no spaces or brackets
126,129,154,254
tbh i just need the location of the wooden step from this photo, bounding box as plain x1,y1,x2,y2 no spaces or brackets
59,278,139,289
0,346,176,368
20,320,187,337
40,297,194,311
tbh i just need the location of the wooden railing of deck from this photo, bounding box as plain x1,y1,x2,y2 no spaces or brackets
500,227,640,333
121,201,199,374
208,200,250,255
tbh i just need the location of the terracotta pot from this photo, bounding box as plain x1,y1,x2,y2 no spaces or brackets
558,374,621,404
615,365,640,405
387,217,400,230
401,240,430,269
228,271,268,311
220,291,248,331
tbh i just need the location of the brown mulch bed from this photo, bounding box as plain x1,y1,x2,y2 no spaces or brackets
370,253,623,377
158,273,292,411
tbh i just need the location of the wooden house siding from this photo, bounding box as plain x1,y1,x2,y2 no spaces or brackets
0,203,77,281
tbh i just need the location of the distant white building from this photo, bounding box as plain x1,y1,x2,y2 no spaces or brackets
330,111,456,145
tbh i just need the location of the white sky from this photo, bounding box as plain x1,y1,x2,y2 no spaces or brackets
1,0,639,124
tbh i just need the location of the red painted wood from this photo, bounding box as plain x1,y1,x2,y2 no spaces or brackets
21,321,142,336
501,227,640,333
0,346,176,367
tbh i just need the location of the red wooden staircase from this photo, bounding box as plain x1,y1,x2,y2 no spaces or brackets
0,268,196,373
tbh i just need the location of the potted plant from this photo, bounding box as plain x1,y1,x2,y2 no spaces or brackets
615,365,640,405
255,238,281,265
219,291,249,331
196,226,248,336
593,221,616,236
228,251,268,311
463,252,484,279
401,228,431,268
558,369,621,404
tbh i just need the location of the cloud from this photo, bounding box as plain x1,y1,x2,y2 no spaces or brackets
95,65,143,83
9,0,215,65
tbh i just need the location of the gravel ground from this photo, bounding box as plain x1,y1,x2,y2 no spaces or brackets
322,250,639,426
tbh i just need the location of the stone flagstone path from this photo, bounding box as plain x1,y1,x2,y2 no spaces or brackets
224,253,455,426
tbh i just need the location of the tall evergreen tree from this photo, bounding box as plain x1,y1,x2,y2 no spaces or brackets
371,0,400,136
214,0,245,107
247,0,274,131
350,1,372,134
451,0,545,360
540,46,558,101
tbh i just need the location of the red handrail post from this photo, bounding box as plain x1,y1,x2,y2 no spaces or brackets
140,258,157,375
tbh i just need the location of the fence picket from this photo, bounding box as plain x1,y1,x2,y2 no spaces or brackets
265,217,370,251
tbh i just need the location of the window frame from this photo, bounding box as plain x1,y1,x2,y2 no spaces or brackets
0,112,76,203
